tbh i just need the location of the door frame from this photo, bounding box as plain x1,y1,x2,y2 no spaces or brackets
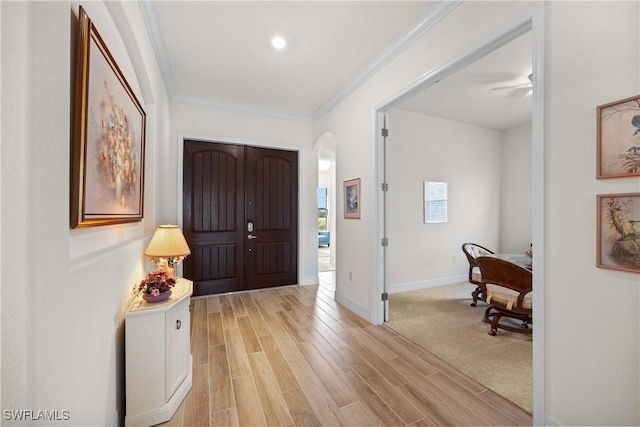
371,4,545,424
176,134,303,287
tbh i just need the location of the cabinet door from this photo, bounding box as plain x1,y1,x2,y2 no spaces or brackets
166,299,190,400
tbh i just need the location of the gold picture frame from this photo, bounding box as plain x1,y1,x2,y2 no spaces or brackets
596,193,640,273
343,178,360,219
596,94,640,179
71,6,146,228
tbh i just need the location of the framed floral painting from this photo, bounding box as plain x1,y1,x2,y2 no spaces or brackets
596,95,640,178
71,6,146,228
597,193,640,273
344,178,360,219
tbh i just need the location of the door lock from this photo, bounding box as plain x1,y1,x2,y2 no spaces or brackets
247,219,254,233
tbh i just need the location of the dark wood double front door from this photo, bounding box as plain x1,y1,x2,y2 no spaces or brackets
183,140,298,296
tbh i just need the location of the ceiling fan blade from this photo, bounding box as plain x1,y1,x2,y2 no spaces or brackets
515,87,533,100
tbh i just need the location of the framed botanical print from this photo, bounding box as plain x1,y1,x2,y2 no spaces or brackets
596,95,640,178
71,6,146,228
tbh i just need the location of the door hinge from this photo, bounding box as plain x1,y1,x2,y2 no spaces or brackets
381,128,389,137
381,292,389,301
381,237,388,247
381,182,389,191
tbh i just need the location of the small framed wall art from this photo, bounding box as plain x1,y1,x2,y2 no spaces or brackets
70,6,146,228
343,178,361,219
597,193,640,273
596,94,640,179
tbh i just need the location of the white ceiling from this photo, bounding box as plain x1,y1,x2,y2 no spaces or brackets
141,1,532,129
395,31,532,130
144,1,434,122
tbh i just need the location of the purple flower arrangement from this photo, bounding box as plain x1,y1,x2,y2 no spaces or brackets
134,270,176,296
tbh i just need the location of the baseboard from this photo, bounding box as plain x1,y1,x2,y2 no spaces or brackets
389,274,467,294
301,275,319,286
334,292,371,323
110,410,118,427
545,415,565,426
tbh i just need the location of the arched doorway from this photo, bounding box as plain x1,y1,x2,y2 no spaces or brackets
315,133,337,291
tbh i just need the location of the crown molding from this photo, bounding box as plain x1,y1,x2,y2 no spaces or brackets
138,0,460,125
173,96,312,125
139,1,309,124
311,0,462,123
139,1,175,98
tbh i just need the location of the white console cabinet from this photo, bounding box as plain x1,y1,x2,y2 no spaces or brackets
125,278,193,427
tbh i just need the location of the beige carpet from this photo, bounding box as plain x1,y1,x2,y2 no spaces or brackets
387,282,532,414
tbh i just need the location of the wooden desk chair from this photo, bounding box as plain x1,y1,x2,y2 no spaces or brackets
461,243,495,306
476,256,532,336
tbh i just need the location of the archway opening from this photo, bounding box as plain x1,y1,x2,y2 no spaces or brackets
315,133,337,291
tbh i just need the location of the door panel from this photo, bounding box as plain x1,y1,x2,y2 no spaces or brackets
245,147,298,289
183,141,245,296
183,141,298,295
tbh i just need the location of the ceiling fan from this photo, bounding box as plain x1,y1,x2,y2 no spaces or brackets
491,73,533,91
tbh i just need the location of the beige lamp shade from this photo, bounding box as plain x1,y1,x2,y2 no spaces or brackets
144,225,191,258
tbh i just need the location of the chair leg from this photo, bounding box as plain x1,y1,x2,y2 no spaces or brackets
482,305,503,336
489,312,502,336
470,286,482,307
482,306,493,323
482,306,532,336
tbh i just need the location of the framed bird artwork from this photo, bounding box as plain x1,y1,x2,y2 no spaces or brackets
596,193,640,273
597,94,640,179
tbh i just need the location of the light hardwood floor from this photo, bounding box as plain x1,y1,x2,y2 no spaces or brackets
161,273,532,426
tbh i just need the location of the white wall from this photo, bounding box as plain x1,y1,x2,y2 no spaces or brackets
2,1,638,425
168,103,318,285
319,170,331,194
313,0,533,322
386,108,502,291
500,122,532,254
1,1,170,425
2,1,30,414
313,1,639,425
385,110,531,292
545,2,639,425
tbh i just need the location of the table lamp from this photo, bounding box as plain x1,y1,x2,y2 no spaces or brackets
144,225,191,277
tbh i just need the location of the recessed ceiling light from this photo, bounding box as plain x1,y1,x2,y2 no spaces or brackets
271,36,286,50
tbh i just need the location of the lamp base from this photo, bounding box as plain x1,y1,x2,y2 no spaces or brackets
156,258,174,278
162,266,175,278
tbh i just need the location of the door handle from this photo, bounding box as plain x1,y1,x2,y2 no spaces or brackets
247,234,258,240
